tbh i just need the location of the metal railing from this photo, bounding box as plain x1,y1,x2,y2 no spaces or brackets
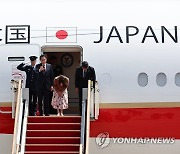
79,91,87,154
11,80,29,154
90,81,100,120
12,80,22,154
79,80,96,154
85,80,91,154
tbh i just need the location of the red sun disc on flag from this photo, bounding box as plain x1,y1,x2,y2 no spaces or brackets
56,30,68,40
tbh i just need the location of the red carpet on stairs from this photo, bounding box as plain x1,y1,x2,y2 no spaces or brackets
25,116,81,154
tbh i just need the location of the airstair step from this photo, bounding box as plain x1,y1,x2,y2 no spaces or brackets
28,116,81,123
27,123,81,130
25,151,79,154
25,144,80,151
26,137,80,144
27,130,80,137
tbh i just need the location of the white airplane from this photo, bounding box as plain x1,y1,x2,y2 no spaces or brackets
0,0,180,154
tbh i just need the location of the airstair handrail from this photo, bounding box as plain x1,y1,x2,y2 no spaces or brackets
90,81,100,120
79,80,91,154
12,81,29,154
80,94,87,154
94,81,100,119
85,80,91,154
12,80,22,154
19,97,29,154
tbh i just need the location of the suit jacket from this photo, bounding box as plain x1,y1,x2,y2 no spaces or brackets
75,66,96,88
36,63,54,90
17,63,38,90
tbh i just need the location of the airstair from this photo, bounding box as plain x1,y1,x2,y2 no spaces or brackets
11,80,99,154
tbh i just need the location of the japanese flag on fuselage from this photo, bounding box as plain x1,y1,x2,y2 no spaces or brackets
46,27,77,43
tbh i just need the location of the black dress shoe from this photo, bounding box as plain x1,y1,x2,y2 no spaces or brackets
45,114,49,116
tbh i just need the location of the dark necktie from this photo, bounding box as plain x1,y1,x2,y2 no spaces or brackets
83,70,87,78
42,65,46,74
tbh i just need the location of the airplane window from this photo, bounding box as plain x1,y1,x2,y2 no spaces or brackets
138,73,148,87
156,73,167,87
175,73,180,87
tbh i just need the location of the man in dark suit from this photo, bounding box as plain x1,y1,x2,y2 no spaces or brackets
17,56,38,116
75,61,96,115
36,55,54,116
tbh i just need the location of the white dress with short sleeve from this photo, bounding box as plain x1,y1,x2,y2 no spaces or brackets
51,89,68,109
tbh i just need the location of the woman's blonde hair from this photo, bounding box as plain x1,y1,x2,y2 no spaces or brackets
54,75,69,92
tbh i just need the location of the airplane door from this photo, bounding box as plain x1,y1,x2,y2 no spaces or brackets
0,44,40,103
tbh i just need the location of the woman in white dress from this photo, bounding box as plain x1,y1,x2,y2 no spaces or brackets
51,75,69,116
